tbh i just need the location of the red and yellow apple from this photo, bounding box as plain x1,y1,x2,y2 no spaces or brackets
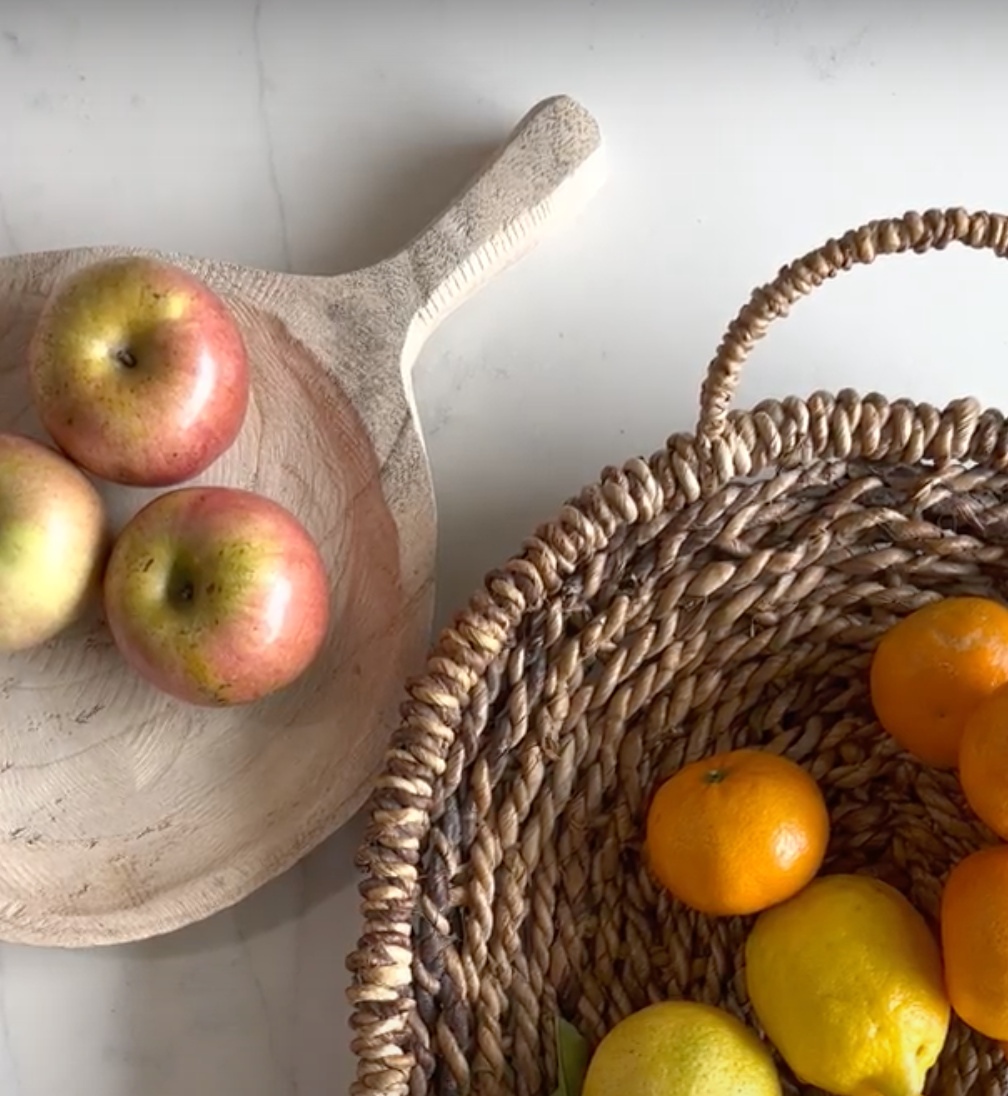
28,255,249,488
0,433,107,652
103,486,330,706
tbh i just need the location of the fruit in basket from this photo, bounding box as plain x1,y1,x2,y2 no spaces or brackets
941,844,1008,1040
869,595,1008,768
957,683,1008,839
28,255,249,488
582,1001,780,1096
103,486,329,706
745,873,949,1096
0,433,107,651
644,748,829,916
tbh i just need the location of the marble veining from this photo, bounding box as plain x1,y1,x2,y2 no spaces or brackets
252,0,293,273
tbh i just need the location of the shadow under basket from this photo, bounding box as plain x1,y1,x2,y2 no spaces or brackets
346,208,1008,1096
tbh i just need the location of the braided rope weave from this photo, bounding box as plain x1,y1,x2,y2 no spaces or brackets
347,209,1008,1096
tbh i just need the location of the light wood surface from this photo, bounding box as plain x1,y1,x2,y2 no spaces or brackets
0,94,605,947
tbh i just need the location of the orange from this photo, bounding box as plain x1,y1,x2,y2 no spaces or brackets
941,844,1008,1040
869,595,1008,768
959,683,1008,839
644,748,829,917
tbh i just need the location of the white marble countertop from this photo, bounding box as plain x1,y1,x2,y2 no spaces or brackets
3,1,1008,1093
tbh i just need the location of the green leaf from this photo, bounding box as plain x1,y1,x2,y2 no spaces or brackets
553,1016,590,1096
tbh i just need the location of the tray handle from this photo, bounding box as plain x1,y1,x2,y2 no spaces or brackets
697,208,1008,443
396,94,604,339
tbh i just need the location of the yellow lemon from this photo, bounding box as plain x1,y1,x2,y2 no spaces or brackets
745,874,949,1096
582,1000,780,1096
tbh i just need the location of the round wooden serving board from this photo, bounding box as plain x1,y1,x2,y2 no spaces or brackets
0,95,605,947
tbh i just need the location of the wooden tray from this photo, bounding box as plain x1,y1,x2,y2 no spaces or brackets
0,95,605,946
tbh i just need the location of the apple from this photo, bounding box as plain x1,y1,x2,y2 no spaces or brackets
103,486,330,706
28,255,249,488
0,433,107,652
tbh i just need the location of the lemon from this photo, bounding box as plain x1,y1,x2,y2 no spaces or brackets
581,1000,780,1096
745,873,949,1096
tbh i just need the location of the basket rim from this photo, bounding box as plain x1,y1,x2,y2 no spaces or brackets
344,385,1008,1096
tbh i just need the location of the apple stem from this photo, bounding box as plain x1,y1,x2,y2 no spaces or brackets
167,567,196,607
114,347,138,369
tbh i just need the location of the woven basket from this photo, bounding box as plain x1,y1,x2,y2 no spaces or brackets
346,207,1008,1096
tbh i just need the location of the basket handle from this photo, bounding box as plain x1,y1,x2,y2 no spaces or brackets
697,207,1008,442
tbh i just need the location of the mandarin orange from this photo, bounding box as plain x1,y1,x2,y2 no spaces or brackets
941,844,1008,1040
958,683,1008,839
869,595,1008,768
644,748,829,917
